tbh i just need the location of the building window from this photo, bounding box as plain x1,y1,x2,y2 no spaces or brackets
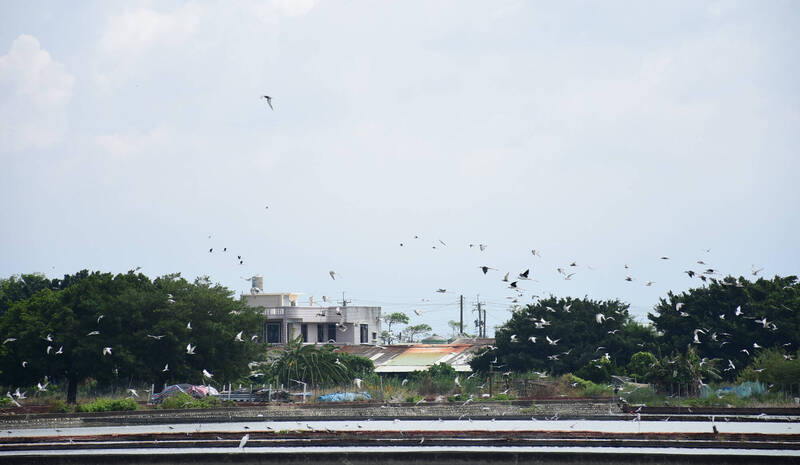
317,324,324,343
360,324,369,343
266,323,281,343
327,324,337,342
301,324,308,343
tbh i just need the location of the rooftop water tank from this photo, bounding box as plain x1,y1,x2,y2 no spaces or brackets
251,275,264,293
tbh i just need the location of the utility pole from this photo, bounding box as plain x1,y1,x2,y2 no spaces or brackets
477,301,483,338
483,304,487,338
459,295,464,336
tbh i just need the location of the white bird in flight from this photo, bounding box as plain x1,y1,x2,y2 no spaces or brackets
87,331,100,336
6,392,21,407
202,369,213,378
186,343,197,355
102,347,112,355
239,433,249,449
329,271,337,280
162,364,169,372
261,95,273,110
234,331,244,342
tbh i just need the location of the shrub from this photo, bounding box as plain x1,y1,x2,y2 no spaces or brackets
624,386,664,406
48,399,71,413
562,374,613,397
160,392,221,409
738,348,800,386
412,363,457,395
627,352,658,382
575,358,612,383
76,398,138,412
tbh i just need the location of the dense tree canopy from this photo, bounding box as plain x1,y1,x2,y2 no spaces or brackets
470,297,657,376
648,275,800,380
0,271,263,402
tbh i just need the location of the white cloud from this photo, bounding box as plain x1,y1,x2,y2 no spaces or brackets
100,4,204,56
94,126,172,159
100,1,317,58
269,0,317,18
0,34,75,151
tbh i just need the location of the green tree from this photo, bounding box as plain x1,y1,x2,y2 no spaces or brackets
470,297,651,376
382,312,409,344
447,320,462,338
627,351,658,382
649,275,800,380
575,356,612,383
737,347,800,386
261,335,357,387
0,270,262,403
404,323,432,342
648,346,721,393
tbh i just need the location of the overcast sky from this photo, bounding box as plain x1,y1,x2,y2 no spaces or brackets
1,1,798,337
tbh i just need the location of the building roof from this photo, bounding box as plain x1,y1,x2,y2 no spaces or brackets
337,342,491,373
420,334,448,344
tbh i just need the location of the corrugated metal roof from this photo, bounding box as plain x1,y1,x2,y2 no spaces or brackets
338,342,490,373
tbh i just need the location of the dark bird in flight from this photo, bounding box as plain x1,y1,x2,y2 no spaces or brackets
261,95,273,110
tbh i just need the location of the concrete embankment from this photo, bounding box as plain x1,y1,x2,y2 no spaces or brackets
0,398,620,429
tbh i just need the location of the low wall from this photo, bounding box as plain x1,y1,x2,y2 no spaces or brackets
0,399,621,428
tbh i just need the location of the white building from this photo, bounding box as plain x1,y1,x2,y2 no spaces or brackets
242,279,381,345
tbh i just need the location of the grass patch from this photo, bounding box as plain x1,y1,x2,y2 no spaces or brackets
560,374,613,397
76,397,138,412
159,392,221,409
47,399,71,413
623,386,664,406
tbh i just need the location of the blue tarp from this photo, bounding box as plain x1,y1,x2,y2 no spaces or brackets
701,381,766,398
317,391,372,402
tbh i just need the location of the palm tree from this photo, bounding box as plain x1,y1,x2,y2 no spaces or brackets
263,336,348,387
